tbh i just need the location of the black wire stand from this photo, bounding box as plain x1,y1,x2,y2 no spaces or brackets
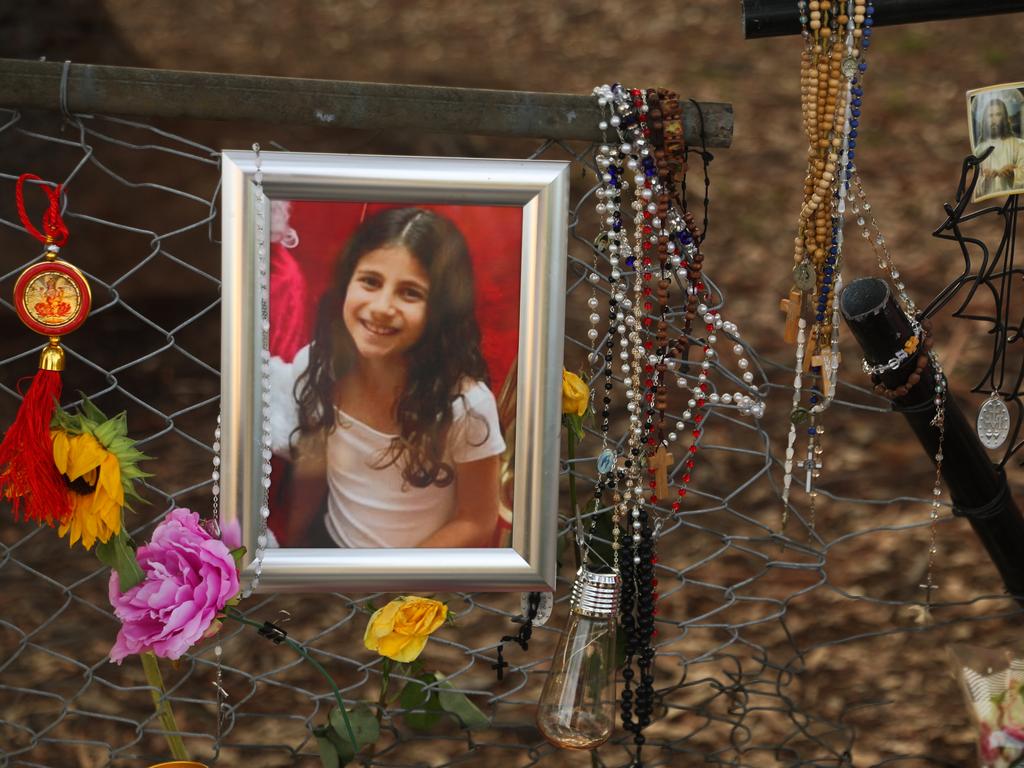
924,150,1024,467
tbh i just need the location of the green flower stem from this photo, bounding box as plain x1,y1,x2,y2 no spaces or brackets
567,425,581,572
224,608,358,753
139,651,190,761
366,658,392,761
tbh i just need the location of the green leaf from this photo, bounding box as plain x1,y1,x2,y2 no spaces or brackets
229,546,247,569
120,464,151,480
108,436,151,464
313,725,341,768
400,675,443,731
329,702,379,761
93,414,125,449
50,406,71,431
95,529,144,592
78,396,107,425
435,673,490,730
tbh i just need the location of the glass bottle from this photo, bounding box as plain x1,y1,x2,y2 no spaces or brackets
536,566,620,750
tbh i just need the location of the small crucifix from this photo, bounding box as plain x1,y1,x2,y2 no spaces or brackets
795,442,821,494
491,648,509,681
779,289,802,344
648,445,674,499
915,581,939,625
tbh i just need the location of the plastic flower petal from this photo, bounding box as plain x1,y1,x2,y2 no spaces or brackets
108,508,239,663
364,596,447,663
561,369,589,417
55,432,123,550
50,399,150,551
65,432,105,481
52,430,71,475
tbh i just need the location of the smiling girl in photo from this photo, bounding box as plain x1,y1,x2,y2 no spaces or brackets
278,207,505,548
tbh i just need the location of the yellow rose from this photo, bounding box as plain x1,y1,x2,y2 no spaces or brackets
363,596,447,663
561,369,589,417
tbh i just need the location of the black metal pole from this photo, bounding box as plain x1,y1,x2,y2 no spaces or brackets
841,277,1024,605
743,0,1024,39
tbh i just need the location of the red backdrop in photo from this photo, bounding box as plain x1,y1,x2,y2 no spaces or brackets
267,200,523,543
276,201,522,390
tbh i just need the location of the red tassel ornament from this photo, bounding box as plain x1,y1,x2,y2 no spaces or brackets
0,174,90,526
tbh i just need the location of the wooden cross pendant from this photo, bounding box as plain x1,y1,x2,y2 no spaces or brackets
779,289,803,344
811,349,840,396
803,334,817,373
648,445,674,499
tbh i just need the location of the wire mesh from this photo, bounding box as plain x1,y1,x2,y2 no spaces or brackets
0,101,1021,768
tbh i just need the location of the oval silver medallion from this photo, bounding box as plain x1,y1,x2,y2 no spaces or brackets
977,394,1010,450
521,591,553,627
597,448,618,475
841,57,858,78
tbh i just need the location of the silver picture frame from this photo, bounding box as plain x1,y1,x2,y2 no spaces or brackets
219,150,568,592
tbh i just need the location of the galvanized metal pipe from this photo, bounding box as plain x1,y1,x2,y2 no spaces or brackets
0,58,733,147
742,0,1024,39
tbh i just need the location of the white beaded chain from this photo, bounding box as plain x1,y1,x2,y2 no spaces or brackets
842,128,950,608
782,318,807,529
210,411,228,741
211,144,277,739
206,144,275,601
247,142,274,598
589,84,767,562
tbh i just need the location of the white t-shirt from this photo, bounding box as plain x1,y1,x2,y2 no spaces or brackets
325,379,505,547
268,345,506,547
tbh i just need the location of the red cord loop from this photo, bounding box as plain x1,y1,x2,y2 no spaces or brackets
15,173,69,247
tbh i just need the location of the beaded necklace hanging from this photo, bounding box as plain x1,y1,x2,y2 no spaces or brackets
550,83,765,763
785,3,948,609
783,0,868,528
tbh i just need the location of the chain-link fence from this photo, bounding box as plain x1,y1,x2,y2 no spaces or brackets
1,76,1022,768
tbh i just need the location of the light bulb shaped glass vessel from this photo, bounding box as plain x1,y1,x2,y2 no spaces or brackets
536,566,619,750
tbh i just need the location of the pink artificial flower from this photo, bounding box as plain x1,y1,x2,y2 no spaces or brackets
219,517,242,552
108,508,239,663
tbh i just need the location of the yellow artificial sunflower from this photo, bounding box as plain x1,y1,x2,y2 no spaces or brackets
51,399,149,550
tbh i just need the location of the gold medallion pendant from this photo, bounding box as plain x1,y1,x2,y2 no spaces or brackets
0,174,90,527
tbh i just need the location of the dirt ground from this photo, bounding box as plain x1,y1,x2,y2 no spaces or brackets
3,2,1024,767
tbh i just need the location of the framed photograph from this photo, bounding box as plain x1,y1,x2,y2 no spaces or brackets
219,151,568,592
967,82,1024,203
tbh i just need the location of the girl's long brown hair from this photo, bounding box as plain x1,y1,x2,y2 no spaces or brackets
293,207,489,488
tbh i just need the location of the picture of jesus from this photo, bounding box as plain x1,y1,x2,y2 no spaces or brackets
968,83,1024,202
